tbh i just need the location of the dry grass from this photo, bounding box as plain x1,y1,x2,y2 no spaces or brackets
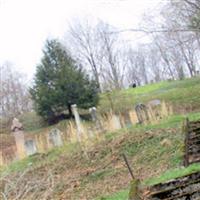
0,124,184,199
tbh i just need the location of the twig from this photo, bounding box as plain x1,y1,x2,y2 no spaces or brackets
122,153,135,180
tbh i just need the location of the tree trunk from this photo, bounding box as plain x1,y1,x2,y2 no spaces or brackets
68,104,73,118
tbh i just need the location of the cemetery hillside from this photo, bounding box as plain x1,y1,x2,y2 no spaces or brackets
1,0,200,199
1,76,200,199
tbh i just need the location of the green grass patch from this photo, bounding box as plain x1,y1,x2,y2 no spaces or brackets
97,163,200,200
87,169,116,182
0,142,79,175
98,189,129,200
99,77,200,113
144,163,200,186
95,111,200,200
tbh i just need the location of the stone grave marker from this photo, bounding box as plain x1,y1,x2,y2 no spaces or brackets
49,128,63,147
89,107,102,132
89,107,97,122
11,118,26,159
71,104,83,141
147,99,162,121
147,99,161,107
24,139,37,156
110,114,121,130
129,110,139,125
135,103,149,124
11,118,23,132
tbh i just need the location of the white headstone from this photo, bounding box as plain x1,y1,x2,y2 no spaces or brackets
11,118,23,132
89,107,97,122
49,128,63,146
111,114,121,130
24,140,37,156
11,118,26,159
71,104,83,141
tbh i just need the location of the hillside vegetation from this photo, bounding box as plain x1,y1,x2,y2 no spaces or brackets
1,77,200,200
99,77,200,113
2,77,199,133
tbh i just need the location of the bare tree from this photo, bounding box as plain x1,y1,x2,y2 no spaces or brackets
160,1,200,77
126,48,142,86
65,0,200,91
67,20,102,91
127,45,157,86
67,20,128,91
97,22,127,90
146,45,163,82
0,63,32,119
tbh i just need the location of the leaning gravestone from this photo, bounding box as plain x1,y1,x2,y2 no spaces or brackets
147,99,162,121
89,107,102,131
135,103,149,124
89,107,97,122
24,139,37,156
147,99,161,108
49,128,63,147
110,114,122,130
71,104,83,141
11,118,23,132
11,118,26,159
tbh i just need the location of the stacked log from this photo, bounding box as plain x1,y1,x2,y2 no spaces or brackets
129,118,200,200
144,171,200,200
184,119,200,166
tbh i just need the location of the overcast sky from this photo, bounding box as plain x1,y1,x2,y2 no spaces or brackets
0,0,163,81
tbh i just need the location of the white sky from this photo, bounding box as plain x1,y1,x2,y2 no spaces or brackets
0,0,163,81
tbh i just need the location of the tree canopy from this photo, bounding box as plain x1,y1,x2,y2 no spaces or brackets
30,39,99,123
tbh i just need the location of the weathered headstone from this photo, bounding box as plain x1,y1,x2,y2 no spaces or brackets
24,139,37,156
135,104,149,124
129,110,139,125
11,118,26,159
147,99,162,121
49,128,63,147
119,112,135,128
110,114,122,130
71,104,83,141
89,107,102,132
11,118,23,132
35,133,48,153
147,99,161,108
89,107,97,122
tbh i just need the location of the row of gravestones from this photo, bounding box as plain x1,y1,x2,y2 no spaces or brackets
135,100,162,124
10,101,161,160
25,128,63,156
10,104,97,159
11,118,63,158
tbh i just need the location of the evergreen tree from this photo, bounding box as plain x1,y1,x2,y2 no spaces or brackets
30,39,99,123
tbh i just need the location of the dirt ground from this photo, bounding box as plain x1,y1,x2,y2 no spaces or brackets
0,127,181,200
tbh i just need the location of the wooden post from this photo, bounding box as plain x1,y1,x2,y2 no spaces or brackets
122,154,135,180
184,118,190,167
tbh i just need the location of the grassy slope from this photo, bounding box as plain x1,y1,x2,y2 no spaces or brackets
100,112,200,200
144,162,200,186
2,77,200,133
1,77,200,200
1,112,200,199
104,162,200,200
99,77,200,113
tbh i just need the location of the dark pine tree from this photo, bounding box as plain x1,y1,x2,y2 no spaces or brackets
30,39,99,124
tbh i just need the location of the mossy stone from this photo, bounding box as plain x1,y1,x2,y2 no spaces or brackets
129,179,142,200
